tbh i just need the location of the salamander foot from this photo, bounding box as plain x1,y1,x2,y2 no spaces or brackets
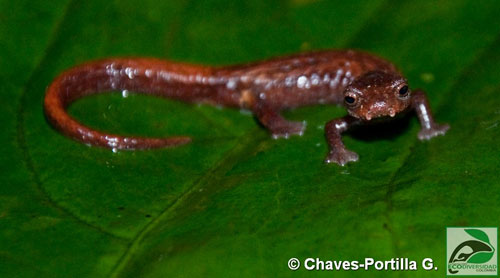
271,121,306,139
324,149,359,166
417,124,449,140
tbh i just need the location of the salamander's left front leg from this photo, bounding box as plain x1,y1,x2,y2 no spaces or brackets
411,89,450,140
254,103,306,139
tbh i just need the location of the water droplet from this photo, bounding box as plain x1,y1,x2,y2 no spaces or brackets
122,89,129,98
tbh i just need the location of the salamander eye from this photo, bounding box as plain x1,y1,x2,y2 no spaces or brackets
397,85,410,99
345,96,355,104
344,94,358,106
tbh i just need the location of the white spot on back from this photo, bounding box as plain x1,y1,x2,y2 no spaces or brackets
226,79,237,90
285,76,294,87
311,74,320,85
124,67,135,79
297,75,310,89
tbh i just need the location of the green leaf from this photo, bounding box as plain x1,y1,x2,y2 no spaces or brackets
467,252,494,264
465,229,492,245
2,0,500,277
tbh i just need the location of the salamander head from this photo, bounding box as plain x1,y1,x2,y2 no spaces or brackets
343,71,411,121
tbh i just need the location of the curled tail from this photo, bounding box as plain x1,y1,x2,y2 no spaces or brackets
44,58,219,150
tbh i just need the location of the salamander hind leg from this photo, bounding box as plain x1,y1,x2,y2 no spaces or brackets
253,102,306,139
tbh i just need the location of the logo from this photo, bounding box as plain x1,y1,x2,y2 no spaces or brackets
447,227,497,276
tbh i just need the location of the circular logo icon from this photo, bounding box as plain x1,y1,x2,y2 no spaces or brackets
288,258,300,270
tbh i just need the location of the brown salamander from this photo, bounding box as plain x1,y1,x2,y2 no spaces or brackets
44,50,449,166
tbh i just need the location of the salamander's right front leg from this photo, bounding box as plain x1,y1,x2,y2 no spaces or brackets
324,116,360,166
254,103,306,139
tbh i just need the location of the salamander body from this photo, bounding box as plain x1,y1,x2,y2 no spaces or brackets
44,50,449,165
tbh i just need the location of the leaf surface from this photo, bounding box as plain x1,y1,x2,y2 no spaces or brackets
1,1,500,277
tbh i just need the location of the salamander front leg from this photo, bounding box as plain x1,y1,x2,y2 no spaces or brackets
254,103,306,139
411,89,450,140
324,116,360,166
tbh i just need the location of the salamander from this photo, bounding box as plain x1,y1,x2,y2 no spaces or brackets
44,50,449,166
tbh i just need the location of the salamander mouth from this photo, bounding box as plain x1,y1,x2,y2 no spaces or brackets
363,115,392,123
363,111,408,123
348,108,404,121
368,108,396,120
